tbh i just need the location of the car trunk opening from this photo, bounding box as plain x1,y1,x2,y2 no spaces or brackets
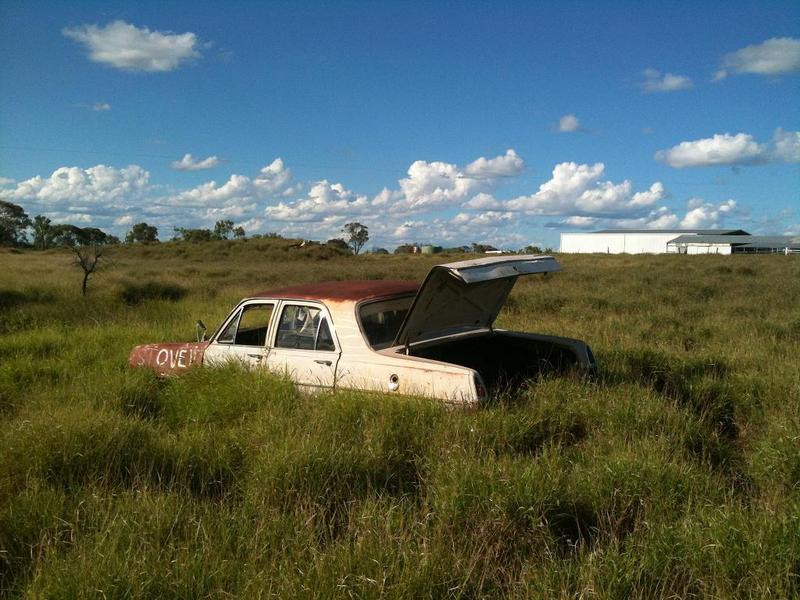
392,255,561,348
404,332,582,396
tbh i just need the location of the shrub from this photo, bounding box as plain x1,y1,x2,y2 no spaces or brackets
118,281,188,305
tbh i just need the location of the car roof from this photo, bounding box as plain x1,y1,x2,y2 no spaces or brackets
252,280,419,302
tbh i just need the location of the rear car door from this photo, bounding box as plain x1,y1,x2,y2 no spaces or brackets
266,301,341,390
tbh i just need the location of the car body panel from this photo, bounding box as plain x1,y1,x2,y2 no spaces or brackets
128,341,209,374
128,255,591,406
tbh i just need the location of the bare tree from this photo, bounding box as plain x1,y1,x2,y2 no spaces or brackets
72,243,104,296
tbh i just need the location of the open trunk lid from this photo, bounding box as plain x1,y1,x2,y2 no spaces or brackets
392,255,561,348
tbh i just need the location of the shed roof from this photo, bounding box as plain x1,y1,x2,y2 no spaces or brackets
253,280,419,302
591,228,749,235
668,235,798,246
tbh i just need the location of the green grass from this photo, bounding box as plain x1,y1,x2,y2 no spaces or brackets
0,239,798,598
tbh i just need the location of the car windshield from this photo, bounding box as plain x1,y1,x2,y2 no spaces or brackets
359,296,414,349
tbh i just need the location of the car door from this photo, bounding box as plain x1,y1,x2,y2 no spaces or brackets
204,301,276,368
266,301,341,390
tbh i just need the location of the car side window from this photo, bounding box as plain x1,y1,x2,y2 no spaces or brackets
276,305,336,351
218,303,274,346
217,309,241,343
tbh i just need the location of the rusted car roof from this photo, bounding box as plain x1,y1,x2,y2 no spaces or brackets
253,280,419,302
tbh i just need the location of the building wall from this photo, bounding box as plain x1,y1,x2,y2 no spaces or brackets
685,243,732,255
560,232,689,254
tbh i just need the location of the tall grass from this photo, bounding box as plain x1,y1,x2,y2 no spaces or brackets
1,241,798,597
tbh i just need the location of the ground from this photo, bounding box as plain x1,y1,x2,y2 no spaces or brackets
1,239,798,598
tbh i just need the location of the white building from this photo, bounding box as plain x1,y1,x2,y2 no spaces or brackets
559,229,749,254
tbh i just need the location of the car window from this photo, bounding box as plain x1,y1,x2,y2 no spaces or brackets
235,303,274,346
217,309,241,343
218,303,274,346
276,305,336,351
359,296,414,349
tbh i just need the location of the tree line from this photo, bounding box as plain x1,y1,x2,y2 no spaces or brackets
2,200,548,255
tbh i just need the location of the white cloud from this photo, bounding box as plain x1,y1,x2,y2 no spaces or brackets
395,159,483,211
266,180,369,221
202,203,257,219
384,212,522,248
680,199,737,229
93,102,111,111
463,149,524,178
772,128,800,163
113,215,133,226
3,164,149,204
51,213,94,224
714,37,800,80
0,177,15,185
642,68,693,92
168,158,293,206
655,129,800,167
506,162,665,216
63,20,200,72
555,199,739,231
253,158,295,196
464,193,501,210
237,217,264,233
557,114,581,133
170,153,220,171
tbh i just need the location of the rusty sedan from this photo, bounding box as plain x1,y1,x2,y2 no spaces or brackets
129,255,595,405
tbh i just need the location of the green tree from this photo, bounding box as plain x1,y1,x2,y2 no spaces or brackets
471,243,498,253
342,222,369,255
233,226,246,240
325,238,350,252
0,200,32,246
174,227,213,242
213,219,235,240
125,222,159,243
32,215,55,250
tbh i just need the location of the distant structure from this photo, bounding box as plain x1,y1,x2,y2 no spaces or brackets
560,229,799,255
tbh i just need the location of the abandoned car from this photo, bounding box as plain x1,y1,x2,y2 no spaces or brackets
129,255,596,405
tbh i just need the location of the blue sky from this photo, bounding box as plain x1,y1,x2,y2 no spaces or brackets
1,0,798,249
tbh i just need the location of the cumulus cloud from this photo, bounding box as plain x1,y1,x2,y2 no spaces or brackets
395,160,483,211
385,213,523,248
772,128,800,163
655,129,800,167
680,198,737,228
2,164,149,204
113,215,133,226
63,21,200,72
554,198,738,231
557,114,581,133
505,162,666,216
714,37,800,80
642,68,693,92
463,193,502,210
170,153,221,171
0,177,15,185
463,149,524,178
266,180,369,221
168,158,293,206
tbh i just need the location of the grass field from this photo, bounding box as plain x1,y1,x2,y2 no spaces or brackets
1,239,798,598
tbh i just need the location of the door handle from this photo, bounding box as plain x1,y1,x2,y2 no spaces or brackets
314,359,332,366
247,353,264,360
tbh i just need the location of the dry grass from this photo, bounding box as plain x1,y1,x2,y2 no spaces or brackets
1,240,798,598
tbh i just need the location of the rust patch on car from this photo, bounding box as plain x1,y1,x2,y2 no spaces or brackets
129,341,209,374
253,280,419,302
